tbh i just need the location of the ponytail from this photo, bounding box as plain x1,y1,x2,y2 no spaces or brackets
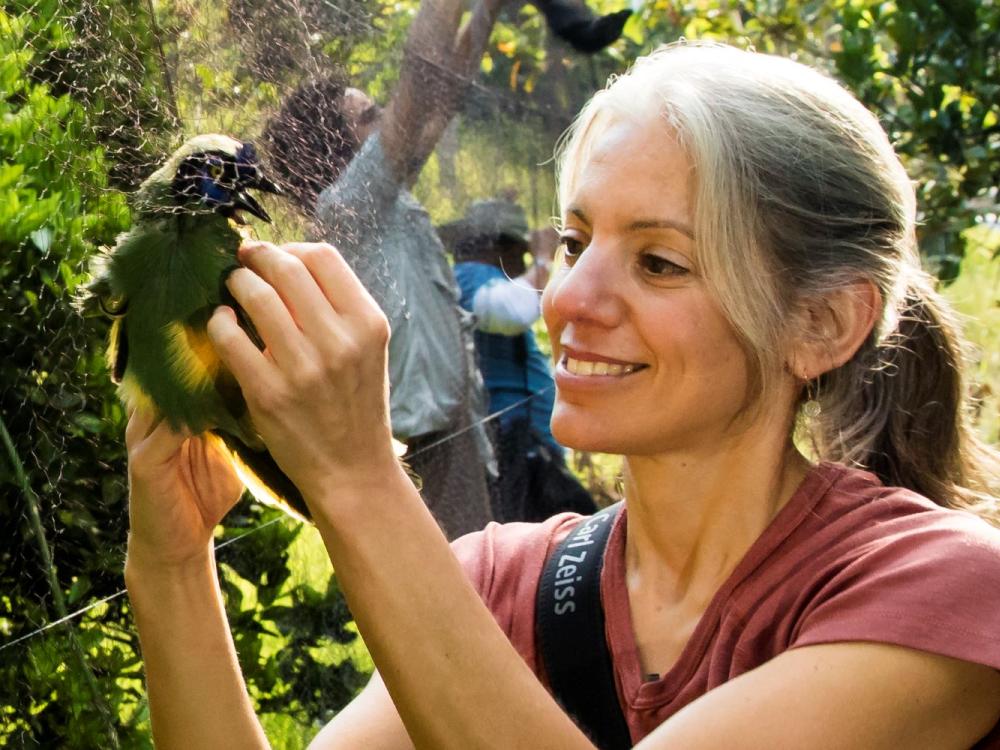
811,274,1000,521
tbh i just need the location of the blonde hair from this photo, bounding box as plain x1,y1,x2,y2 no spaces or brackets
556,42,998,516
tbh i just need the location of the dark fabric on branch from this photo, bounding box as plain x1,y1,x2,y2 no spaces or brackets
534,0,632,54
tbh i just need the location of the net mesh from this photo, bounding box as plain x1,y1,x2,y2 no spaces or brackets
4,0,997,747
1,1,625,746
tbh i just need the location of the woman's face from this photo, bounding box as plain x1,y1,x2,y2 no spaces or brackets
542,117,756,457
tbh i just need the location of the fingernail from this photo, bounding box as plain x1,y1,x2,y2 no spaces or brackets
212,305,237,323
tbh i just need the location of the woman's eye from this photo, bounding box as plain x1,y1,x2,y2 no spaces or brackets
559,236,585,263
639,253,689,277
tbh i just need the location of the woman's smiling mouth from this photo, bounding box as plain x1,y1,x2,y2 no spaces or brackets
560,351,646,377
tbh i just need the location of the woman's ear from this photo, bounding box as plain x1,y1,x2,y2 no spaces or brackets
787,280,881,381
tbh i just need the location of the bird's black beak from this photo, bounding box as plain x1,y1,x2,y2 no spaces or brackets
231,191,272,224
253,174,283,196
230,172,282,224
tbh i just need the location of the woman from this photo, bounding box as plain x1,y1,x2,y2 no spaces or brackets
125,42,1000,748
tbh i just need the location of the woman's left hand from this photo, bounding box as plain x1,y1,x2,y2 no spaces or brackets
207,241,399,512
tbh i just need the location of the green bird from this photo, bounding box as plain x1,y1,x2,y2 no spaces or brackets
79,133,312,521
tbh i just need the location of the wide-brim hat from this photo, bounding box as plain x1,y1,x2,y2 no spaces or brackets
438,198,531,248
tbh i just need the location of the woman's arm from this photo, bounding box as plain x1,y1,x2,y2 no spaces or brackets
127,552,270,749
639,642,1000,749
124,413,269,749
210,240,593,749
308,672,412,749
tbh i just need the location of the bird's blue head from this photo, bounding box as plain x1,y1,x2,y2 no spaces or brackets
171,140,282,224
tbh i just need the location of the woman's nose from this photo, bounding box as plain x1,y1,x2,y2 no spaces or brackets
542,243,624,329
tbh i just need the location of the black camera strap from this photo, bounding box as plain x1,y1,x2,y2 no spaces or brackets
536,503,631,749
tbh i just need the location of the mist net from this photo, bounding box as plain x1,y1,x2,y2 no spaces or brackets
1,0,628,745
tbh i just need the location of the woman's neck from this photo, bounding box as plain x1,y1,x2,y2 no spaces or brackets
621,437,811,600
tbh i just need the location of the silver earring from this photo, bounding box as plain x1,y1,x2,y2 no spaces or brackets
802,380,822,418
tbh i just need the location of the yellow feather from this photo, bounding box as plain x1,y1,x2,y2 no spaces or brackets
163,322,222,390
118,372,156,414
205,433,310,523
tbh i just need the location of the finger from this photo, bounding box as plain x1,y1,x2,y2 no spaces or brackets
238,241,338,339
192,434,244,503
125,405,160,450
225,266,310,369
207,305,280,392
278,243,382,322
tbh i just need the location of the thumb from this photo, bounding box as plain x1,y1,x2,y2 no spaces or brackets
128,410,190,468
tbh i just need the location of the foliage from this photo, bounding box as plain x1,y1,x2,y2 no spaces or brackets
6,0,177,188
944,225,1000,445
215,508,370,739
490,0,999,277
0,4,366,748
1,6,137,746
0,0,997,748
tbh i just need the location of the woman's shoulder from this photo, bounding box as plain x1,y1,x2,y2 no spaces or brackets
738,462,1000,603
807,462,1000,551
449,513,585,662
779,463,1000,669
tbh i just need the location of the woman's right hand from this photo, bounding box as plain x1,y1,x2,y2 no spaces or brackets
124,407,244,573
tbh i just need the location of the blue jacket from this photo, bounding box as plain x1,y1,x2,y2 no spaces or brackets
454,262,560,451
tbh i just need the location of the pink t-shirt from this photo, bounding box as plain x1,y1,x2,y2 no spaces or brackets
452,462,1000,747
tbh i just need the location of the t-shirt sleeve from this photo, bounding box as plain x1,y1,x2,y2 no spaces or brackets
452,262,489,314
453,263,541,334
451,522,501,598
451,515,582,668
791,512,1000,671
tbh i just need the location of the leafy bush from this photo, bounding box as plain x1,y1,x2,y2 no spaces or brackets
1,7,137,746
1,6,366,747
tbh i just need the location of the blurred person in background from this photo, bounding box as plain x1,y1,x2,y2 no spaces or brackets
262,0,504,539
262,0,633,539
443,198,597,522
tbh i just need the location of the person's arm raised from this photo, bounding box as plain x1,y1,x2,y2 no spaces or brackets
379,0,505,186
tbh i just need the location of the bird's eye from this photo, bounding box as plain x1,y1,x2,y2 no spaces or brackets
209,163,224,180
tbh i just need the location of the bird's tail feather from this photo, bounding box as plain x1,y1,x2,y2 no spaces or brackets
211,432,424,524
211,431,311,522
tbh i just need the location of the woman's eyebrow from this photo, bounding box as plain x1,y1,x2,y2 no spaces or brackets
567,206,591,228
567,206,695,240
627,218,695,239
